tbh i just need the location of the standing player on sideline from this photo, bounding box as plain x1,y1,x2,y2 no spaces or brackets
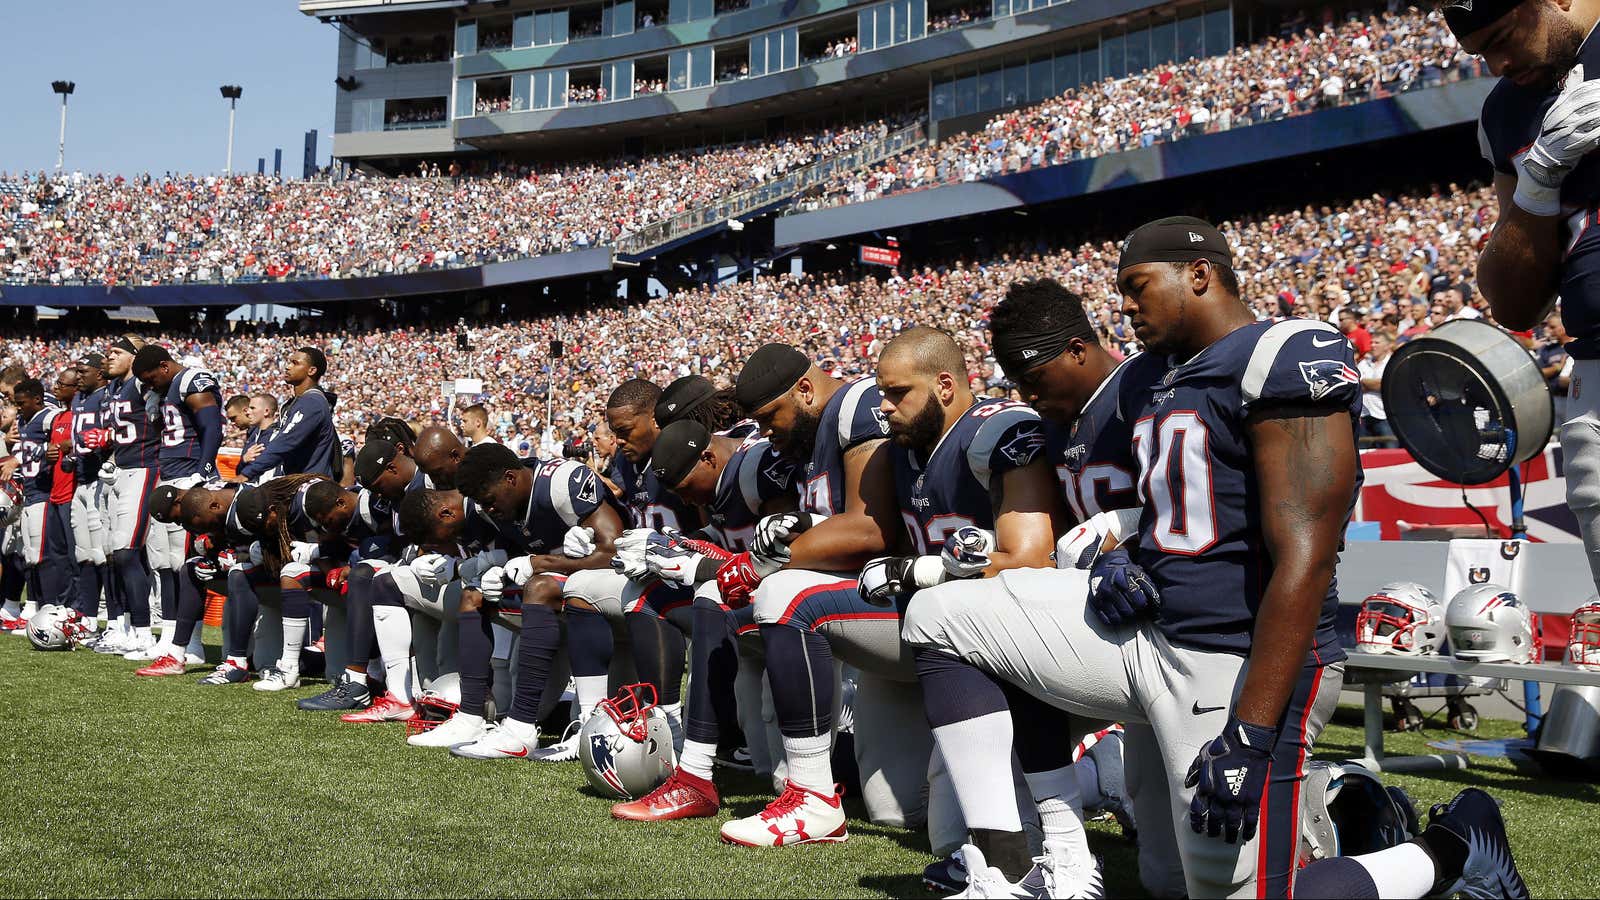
14,379,69,616
713,342,900,848
1458,1,1600,598
99,335,163,657
129,346,222,666
70,354,115,644
237,348,338,483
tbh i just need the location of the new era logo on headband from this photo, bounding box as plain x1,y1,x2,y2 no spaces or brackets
1188,232,1205,243
1442,0,1471,9
1021,349,1039,359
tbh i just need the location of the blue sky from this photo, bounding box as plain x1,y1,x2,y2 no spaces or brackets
1,1,337,178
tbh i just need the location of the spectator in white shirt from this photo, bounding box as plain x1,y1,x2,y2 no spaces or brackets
1357,332,1396,448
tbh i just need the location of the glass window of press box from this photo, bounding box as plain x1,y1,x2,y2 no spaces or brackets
514,9,571,47
931,1,1232,120
749,27,798,76
506,71,570,110
669,46,714,90
602,1,636,36
859,0,925,52
669,0,714,24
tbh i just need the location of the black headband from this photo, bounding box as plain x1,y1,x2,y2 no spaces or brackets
735,343,810,412
651,420,712,488
1119,216,1232,271
992,323,1078,375
1441,0,1518,38
112,337,139,355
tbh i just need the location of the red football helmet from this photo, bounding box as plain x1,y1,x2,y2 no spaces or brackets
1567,599,1600,671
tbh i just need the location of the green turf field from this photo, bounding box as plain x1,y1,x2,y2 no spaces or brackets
2,630,1595,898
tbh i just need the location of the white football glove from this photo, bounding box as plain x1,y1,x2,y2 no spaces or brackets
561,525,597,559
752,512,826,569
191,557,221,582
1518,63,1600,215
940,526,996,579
479,565,508,603
98,459,118,485
611,527,656,580
1055,508,1143,570
503,556,537,587
289,541,319,565
247,541,264,566
643,533,707,586
410,552,457,588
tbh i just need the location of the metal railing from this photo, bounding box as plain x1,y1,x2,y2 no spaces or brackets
615,122,926,255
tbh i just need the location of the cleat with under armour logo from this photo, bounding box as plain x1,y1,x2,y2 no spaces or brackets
1425,788,1529,899
612,768,720,821
719,781,847,847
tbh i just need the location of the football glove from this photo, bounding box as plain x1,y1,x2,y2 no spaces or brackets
480,565,510,604
81,427,112,450
325,566,350,593
643,530,731,586
562,525,597,559
410,552,457,588
191,557,220,583
97,459,118,485
289,541,320,565
1186,716,1279,845
1055,507,1143,570
503,556,537,587
751,512,825,568
940,526,996,579
191,534,215,558
218,548,240,572
610,527,656,580
714,552,775,609
1087,548,1160,627
1519,63,1600,215
859,556,914,606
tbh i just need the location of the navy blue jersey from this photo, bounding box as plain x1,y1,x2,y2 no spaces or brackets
1049,358,1140,523
610,452,700,532
1479,36,1600,358
453,498,503,557
723,419,761,440
106,376,161,470
503,458,613,555
892,399,1044,554
1117,319,1362,658
706,435,798,552
17,402,64,505
70,386,109,486
801,378,890,516
222,490,254,547
158,368,223,479
238,388,337,481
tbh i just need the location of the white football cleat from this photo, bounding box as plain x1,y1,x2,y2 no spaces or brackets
948,844,1045,899
252,666,301,692
449,723,538,760
719,781,848,847
526,719,583,762
184,650,206,666
120,635,160,660
1033,840,1103,900
407,711,490,748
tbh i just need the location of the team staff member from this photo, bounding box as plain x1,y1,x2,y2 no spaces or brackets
237,347,339,482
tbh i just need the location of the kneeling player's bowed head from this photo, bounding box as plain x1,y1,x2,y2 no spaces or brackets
455,441,528,520
734,342,821,460
178,486,237,535
411,425,467,490
397,488,467,547
150,485,187,525
989,279,1115,424
355,438,417,497
1116,215,1241,357
876,326,970,451
130,345,179,391
365,417,418,455
650,420,718,505
303,479,356,534
656,375,744,432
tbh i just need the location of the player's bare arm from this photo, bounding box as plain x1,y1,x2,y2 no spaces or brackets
1237,404,1357,728
525,501,623,574
986,458,1063,573
1478,172,1563,330
784,438,900,570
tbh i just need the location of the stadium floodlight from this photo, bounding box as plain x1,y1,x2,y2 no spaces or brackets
51,81,75,171
220,85,243,175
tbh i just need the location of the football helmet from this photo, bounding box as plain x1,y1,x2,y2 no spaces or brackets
579,683,675,800
404,691,462,738
1446,584,1540,663
0,480,21,530
1298,761,1419,865
28,604,88,651
1355,582,1445,657
1566,598,1600,670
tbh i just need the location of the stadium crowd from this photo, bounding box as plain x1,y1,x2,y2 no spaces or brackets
0,120,900,286
802,5,1486,208
3,179,1535,454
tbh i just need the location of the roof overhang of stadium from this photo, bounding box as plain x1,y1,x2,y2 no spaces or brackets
298,0,465,19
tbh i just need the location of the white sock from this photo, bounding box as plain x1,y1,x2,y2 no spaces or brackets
226,655,248,669
1027,765,1089,865
1074,755,1105,809
2,600,19,619
782,732,834,793
453,711,485,729
371,606,415,704
680,740,717,781
1351,841,1437,898
933,711,1024,832
574,675,609,718
280,617,307,673
23,601,38,618
661,701,684,752
136,625,152,642
159,617,176,643
345,668,367,685
503,717,539,741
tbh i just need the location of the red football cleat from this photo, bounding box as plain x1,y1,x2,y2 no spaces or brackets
136,655,188,677
340,692,415,723
0,617,28,633
612,768,720,821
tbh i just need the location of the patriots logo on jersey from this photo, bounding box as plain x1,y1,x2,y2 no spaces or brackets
871,408,890,435
1298,360,1360,402
998,425,1045,467
576,474,599,505
1062,443,1088,468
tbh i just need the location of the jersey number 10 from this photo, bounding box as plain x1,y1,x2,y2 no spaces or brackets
1133,412,1218,555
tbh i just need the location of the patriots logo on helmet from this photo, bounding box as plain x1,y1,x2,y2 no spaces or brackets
998,424,1045,467
1298,359,1360,402
588,735,627,796
1476,591,1519,616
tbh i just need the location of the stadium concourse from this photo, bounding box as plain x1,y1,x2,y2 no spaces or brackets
3,181,1521,452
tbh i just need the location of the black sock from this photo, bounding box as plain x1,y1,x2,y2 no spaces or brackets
1415,827,1469,896
970,828,1032,883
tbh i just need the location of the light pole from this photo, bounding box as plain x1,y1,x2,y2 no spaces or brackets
51,81,75,171
220,85,243,175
